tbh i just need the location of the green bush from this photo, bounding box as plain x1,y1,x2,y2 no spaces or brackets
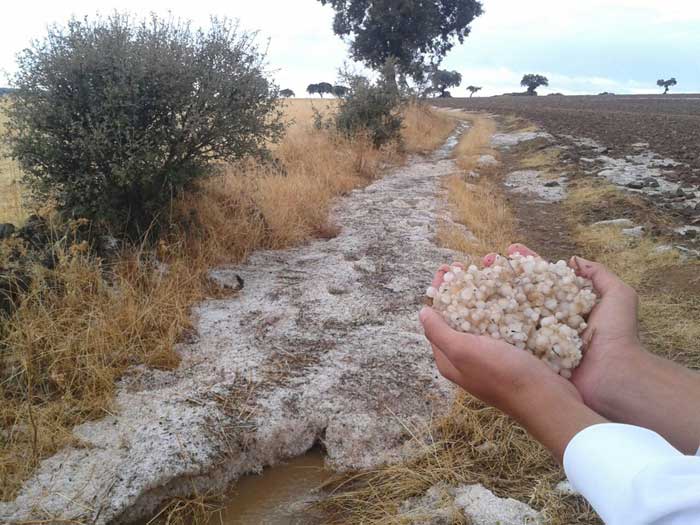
331,74,403,148
5,14,283,237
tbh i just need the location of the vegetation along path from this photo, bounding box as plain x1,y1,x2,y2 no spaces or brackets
1,127,475,524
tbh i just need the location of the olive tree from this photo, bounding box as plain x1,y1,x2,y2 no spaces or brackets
520,74,549,95
318,0,482,82
332,85,350,97
317,82,334,97
280,88,296,98
431,69,462,97
5,14,283,237
467,85,481,97
333,73,403,147
657,78,677,94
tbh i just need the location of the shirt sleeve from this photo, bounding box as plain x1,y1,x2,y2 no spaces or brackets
563,423,700,525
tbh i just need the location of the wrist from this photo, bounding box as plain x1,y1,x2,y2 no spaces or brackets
587,342,649,419
510,379,606,462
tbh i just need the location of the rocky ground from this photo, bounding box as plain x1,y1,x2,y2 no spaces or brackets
437,96,700,255
435,94,700,178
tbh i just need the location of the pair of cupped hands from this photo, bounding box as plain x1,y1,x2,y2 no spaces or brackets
420,243,641,430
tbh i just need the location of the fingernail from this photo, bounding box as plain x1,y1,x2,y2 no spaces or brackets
419,307,430,324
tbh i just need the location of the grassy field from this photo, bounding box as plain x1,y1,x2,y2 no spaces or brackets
0,98,457,502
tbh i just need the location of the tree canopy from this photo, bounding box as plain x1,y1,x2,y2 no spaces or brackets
657,77,677,94
520,74,549,95
318,0,483,81
332,85,350,97
317,82,334,97
431,69,462,97
307,82,334,97
6,15,282,235
466,85,481,97
280,88,295,98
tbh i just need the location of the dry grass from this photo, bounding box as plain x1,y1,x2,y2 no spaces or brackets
317,395,597,525
565,180,700,368
148,492,223,525
0,241,206,500
438,176,515,258
278,98,339,133
0,103,450,502
519,148,561,170
401,103,457,154
175,129,389,265
437,113,514,258
0,100,27,224
452,113,497,172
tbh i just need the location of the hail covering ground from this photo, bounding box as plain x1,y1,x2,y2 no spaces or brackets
2,123,512,524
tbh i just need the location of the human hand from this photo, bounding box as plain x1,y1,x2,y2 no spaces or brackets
421,260,605,461
485,244,643,416
421,262,583,420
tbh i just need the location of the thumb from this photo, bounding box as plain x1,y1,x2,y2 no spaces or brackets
420,307,481,364
570,256,626,295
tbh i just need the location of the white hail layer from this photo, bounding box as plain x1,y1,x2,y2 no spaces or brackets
426,254,597,377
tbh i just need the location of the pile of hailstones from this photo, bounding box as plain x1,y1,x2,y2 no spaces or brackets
426,254,597,378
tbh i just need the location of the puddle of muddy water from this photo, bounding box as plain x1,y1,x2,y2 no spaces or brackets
210,448,331,525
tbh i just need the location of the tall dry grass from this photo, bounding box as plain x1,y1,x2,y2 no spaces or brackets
0,100,26,224
438,113,514,257
565,181,700,368
401,102,457,154
0,102,450,502
438,176,515,257
452,113,497,172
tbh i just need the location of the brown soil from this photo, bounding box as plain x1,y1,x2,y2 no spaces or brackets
435,95,700,184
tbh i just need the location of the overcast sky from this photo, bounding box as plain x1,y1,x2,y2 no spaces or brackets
1,0,698,96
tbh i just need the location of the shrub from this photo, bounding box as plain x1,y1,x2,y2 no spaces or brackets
329,74,403,148
4,14,283,238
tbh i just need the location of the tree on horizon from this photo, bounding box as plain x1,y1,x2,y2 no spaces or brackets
520,74,549,95
467,85,482,98
657,77,677,94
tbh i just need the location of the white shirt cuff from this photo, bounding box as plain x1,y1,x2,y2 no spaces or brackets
563,423,684,524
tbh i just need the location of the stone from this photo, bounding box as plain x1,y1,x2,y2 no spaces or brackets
592,218,634,228
643,178,660,188
543,181,560,187
685,229,698,239
622,226,645,238
554,480,579,496
0,223,15,239
653,245,674,254
453,484,543,525
626,181,644,189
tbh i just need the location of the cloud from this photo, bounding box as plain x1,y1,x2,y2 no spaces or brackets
1,0,697,93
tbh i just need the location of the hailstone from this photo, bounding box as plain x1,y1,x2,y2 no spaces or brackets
426,254,597,378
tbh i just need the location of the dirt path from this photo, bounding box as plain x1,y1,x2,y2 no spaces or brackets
2,127,471,524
